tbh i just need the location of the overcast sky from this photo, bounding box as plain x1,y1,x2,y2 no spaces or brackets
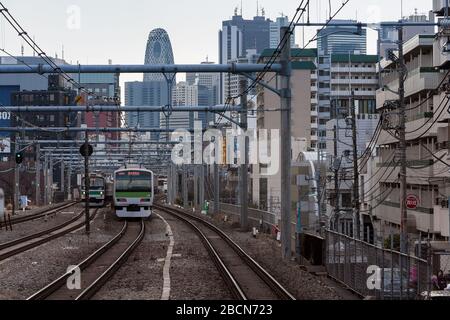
0,0,433,88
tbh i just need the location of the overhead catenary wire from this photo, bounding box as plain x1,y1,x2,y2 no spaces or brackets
421,144,450,168
405,96,450,135
0,2,93,96
216,0,312,125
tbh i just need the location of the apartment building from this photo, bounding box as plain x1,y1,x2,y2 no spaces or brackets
252,48,317,222
373,33,450,241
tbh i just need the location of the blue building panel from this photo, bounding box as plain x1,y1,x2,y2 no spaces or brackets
0,85,20,138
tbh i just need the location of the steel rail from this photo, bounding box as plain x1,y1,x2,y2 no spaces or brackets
75,219,145,300
27,221,128,300
8,201,77,226
155,207,246,300
0,208,98,262
155,204,295,300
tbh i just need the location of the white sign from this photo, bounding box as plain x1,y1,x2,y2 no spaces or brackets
0,188,4,218
0,138,10,154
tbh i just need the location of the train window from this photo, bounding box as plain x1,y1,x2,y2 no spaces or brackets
116,171,152,192
82,177,105,190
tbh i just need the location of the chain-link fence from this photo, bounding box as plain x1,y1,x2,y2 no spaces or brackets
325,230,431,300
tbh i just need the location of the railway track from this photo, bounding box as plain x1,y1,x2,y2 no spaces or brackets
0,208,98,263
155,204,295,300
7,201,78,226
28,219,145,300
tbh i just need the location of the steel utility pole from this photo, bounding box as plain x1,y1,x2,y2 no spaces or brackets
398,25,408,253
182,165,188,209
333,125,340,231
60,160,65,197
239,79,249,231
214,154,220,214
280,26,292,259
12,132,18,216
49,155,53,204
67,158,72,201
351,91,361,239
84,129,90,234
35,144,40,206
43,153,48,205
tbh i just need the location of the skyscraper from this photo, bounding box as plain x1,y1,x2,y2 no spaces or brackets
317,19,367,55
379,11,435,59
125,81,168,139
270,16,295,49
144,28,175,82
219,12,272,103
126,28,174,136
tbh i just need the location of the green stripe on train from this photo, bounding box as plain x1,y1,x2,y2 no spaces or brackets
90,191,102,196
115,192,151,198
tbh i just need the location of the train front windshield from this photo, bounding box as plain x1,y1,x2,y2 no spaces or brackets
116,171,152,192
82,178,105,191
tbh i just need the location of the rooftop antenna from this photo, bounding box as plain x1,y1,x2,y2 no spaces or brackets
241,0,243,16
261,7,265,17
234,6,238,16
257,0,259,16
20,43,24,56
401,0,404,19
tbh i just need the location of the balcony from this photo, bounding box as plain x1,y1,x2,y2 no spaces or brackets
331,78,378,85
331,90,376,97
376,201,435,233
433,37,450,69
331,67,377,73
433,205,450,237
377,68,441,109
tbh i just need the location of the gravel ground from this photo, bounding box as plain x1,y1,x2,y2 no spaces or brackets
189,209,358,300
92,215,168,300
0,206,122,300
156,210,233,300
93,210,232,300
0,203,84,244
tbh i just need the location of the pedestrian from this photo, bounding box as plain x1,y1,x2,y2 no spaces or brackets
437,270,447,290
432,274,439,290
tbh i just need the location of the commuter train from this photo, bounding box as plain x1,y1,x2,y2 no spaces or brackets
113,168,154,218
81,173,106,207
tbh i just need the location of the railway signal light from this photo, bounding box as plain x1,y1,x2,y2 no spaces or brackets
79,143,94,157
15,152,24,164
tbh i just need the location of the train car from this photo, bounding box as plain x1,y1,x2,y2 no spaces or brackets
113,168,154,218
81,174,106,207
157,177,168,194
